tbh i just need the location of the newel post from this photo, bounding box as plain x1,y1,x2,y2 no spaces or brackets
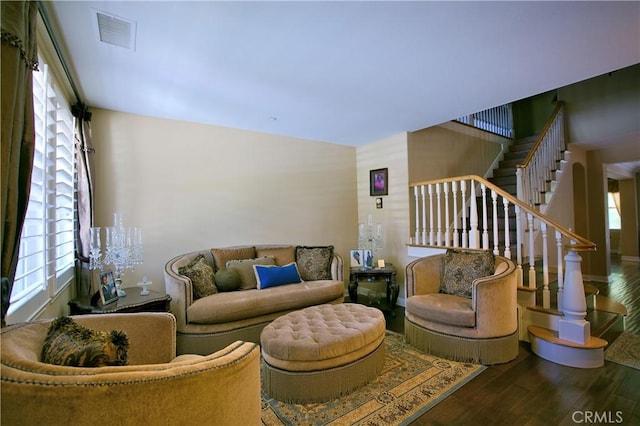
558,249,589,344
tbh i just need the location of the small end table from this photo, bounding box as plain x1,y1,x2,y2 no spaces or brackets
348,264,399,316
69,287,171,315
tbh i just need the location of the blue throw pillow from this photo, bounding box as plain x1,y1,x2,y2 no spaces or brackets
254,262,302,289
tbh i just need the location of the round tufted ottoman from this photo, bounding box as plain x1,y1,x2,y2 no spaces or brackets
260,303,386,403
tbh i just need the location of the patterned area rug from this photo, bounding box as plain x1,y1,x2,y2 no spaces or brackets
261,331,485,425
605,332,640,370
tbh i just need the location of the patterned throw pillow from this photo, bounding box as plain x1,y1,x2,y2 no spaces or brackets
179,254,218,299
41,316,129,367
226,256,275,290
441,249,495,298
295,245,334,281
214,267,242,292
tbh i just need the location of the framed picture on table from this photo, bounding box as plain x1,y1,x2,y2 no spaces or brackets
350,250,364,267
370,168,388,196
99,271,119,305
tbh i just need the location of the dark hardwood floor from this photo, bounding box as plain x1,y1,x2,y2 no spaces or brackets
382,255,640,426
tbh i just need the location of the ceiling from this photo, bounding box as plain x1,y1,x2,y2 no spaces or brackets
46,1,639,147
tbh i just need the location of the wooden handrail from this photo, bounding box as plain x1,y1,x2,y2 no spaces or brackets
517,102,564,169
409,174,596,252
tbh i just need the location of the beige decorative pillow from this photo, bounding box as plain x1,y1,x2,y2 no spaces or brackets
295,245,334,281
179,254,217,299
226,256,275,290
211,247,256,271
41,316,129,367
256,246,295,266
441,249,495,298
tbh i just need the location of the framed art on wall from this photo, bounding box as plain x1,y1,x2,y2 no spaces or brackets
370,168,388,196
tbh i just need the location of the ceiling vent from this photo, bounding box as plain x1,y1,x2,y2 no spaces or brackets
94,10,136,50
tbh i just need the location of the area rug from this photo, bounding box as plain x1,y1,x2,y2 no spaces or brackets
261,330,486,425
605,332,640,370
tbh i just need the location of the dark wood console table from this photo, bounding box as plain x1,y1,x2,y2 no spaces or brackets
348,265,399,316
69,288,171,315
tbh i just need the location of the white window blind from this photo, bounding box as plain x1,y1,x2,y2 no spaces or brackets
9,57,75,316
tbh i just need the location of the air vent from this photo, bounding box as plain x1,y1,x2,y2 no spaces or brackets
95,10,136,50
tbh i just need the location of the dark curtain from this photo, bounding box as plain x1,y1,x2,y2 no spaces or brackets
1,1,38,327
73,104,95,297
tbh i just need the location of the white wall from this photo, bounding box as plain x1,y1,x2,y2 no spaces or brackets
90,109,357,293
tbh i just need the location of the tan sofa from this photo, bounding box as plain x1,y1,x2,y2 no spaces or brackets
404,252,519,365
164,245,345,355
1,312,261,425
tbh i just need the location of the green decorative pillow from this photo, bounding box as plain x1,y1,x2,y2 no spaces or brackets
226,256,275,290
295,245,334,281
41,316,129,367
179,254,218,299
214,267,242,292
441,249,495,298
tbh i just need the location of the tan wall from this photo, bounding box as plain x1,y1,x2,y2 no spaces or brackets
356,133,410,304
90,109,357,293
407,121,508,184
620,178,639,260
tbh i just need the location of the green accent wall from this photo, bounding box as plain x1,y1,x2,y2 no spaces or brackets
512,90,558,139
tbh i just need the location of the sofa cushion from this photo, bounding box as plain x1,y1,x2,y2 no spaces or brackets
295,245,334,280
211,246,256,271
256,246,295,266
254,262,302,289
187,280,344,324
41,316,129,367
214,267,242,292
441,249,495,298
226,256,275,290
179,254,218,299
406,294,476,328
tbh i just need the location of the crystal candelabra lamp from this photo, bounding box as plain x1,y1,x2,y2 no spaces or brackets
358,214,383,269
89,213,143,297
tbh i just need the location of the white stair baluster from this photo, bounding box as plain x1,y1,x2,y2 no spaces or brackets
461,180,468,248
528,213,536,289
436,183,442,246
428,184,434,245
503,197,511,259
556,231,564,312
452,181,459,247
444,182,450,246
541,222,550,309
469,182,479,248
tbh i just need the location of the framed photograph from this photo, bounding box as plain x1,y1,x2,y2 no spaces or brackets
99,271,119,305
363,250,373,268
370,168,388,196
350,250,364,267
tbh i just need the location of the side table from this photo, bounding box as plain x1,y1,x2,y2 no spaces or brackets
69,287,171,315
348,265,399,316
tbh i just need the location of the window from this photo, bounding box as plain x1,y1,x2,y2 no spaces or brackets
8,57,75,320
608,192,621,230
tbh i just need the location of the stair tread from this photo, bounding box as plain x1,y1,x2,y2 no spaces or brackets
592,295,628,316
528,325,608,349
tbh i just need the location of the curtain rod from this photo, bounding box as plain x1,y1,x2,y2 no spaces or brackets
37,0,83,106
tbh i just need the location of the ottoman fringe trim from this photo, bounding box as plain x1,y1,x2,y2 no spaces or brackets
262,342,385,404
404,319,519,365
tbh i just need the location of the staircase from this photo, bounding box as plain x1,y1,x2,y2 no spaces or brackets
408,102,631,369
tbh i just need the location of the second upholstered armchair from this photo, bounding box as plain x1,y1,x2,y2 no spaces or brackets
404,249,519,365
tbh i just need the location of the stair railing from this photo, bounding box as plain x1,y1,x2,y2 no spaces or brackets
409,175,595,314
516,102,566,207
455,104,514,139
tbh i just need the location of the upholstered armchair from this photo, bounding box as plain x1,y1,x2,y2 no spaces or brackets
404,250,519,365
1,312,261,425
